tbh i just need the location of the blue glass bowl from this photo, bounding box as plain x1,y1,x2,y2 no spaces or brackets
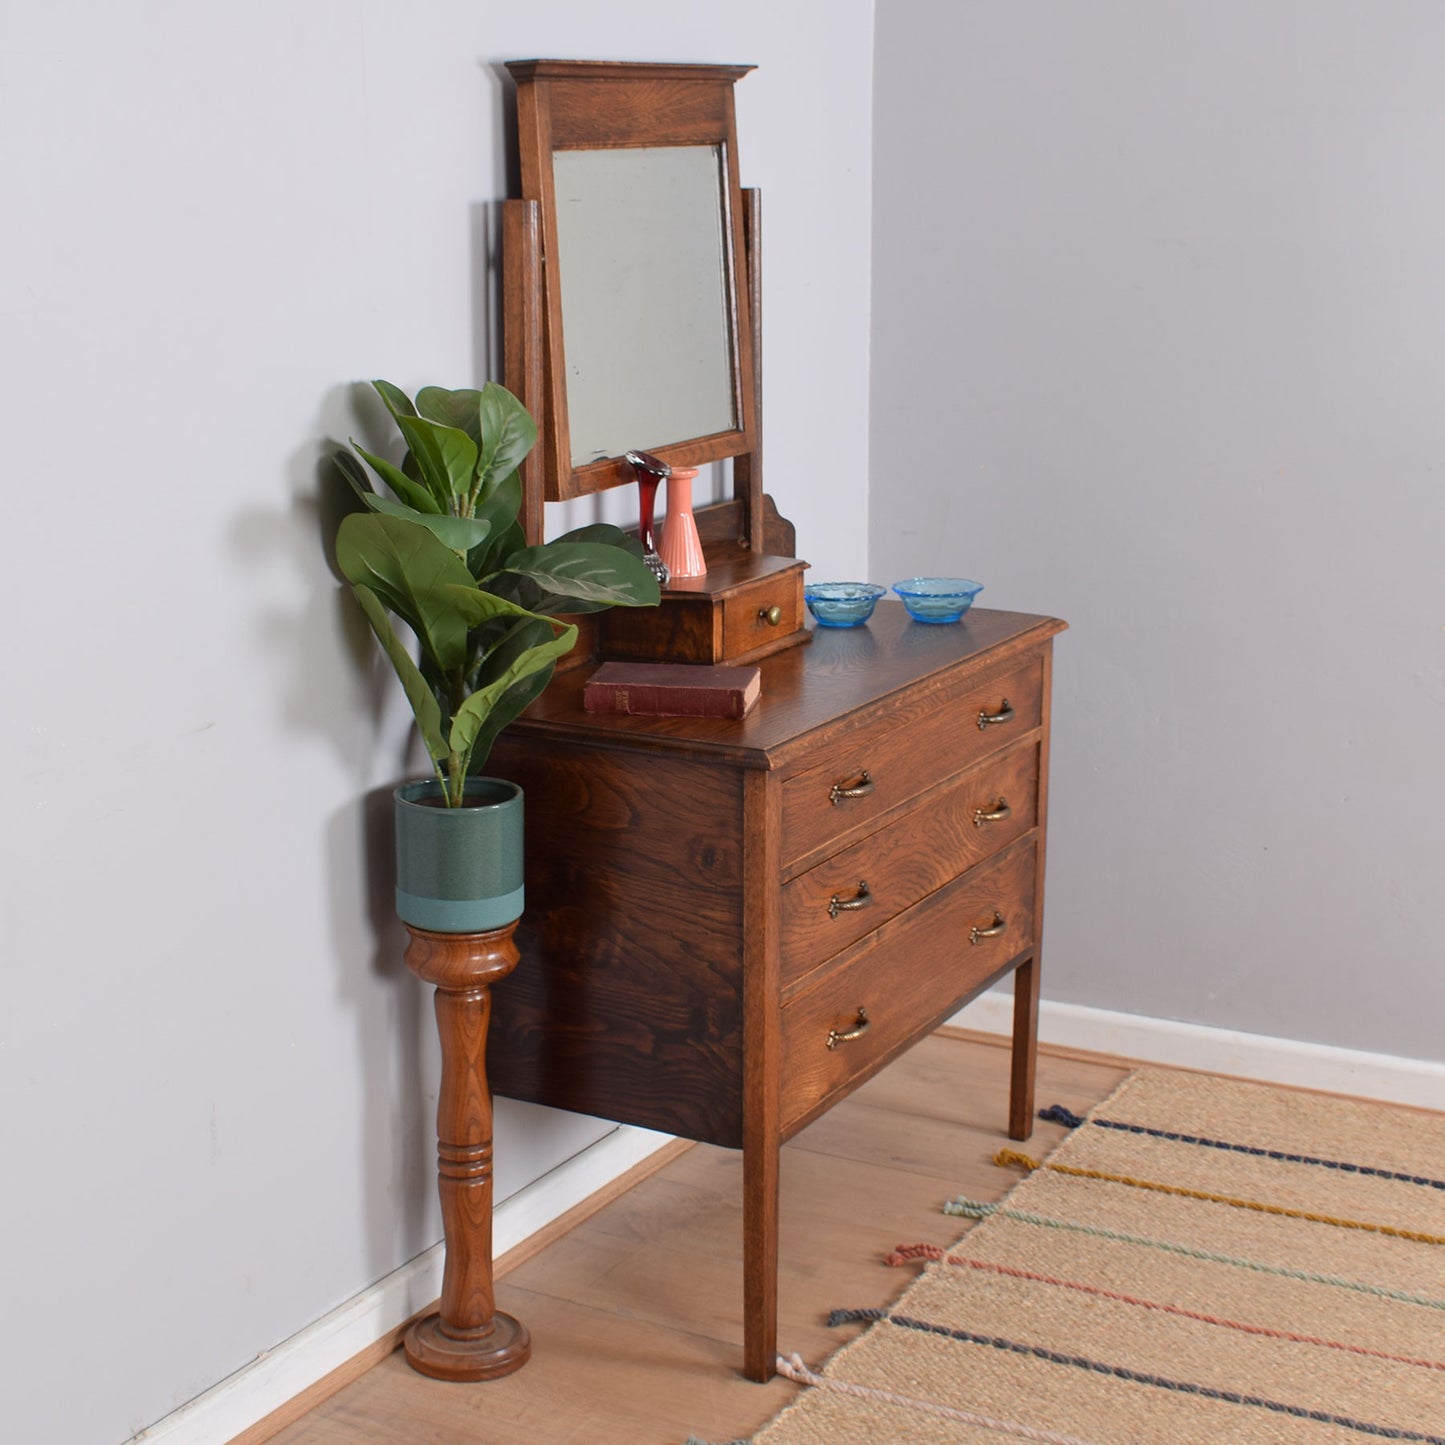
804,582,886,628
891,577,984,624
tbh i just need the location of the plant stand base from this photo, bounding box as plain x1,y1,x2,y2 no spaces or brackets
404,1310,531,1382
403,921,529,1383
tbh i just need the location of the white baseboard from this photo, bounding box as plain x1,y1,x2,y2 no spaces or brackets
948,991,1445,1110
127,1123,676,1445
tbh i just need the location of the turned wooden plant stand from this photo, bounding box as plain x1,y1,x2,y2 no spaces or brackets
403,922,531,1381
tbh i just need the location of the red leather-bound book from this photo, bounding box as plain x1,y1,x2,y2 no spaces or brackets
582,662,761,719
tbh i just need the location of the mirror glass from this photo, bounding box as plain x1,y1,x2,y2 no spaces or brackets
552,145,737,467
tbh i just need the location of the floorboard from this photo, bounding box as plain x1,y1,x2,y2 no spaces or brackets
258,1034,1129,1445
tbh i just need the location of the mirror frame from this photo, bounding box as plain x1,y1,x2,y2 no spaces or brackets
507,59,758,503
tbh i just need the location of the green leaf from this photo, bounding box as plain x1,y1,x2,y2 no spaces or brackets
448,620,578,767
552,522,646,560
371,379,417,421
350,585,449,762
471,468,522,548
461,616,558,768
351,441,442,515
466,661,555,772
362,493,492,553
394,415,479,506
336,513,475,674
416,387,484,448
334,449,373,498
444,583,556,631
475,382,537,493
468,515,527,583
495,542,662,608
481,571,550,615
465,614,552,689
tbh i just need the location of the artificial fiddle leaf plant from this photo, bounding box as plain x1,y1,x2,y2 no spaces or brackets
335,379,659,806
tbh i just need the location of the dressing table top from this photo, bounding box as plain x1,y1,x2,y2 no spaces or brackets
510,604,1065,765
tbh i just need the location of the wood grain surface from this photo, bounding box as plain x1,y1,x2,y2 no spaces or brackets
779,837,1039,1133
779,736,1041,985
255,1034,1131,1445
508,605,1063,767
485,740,749,1145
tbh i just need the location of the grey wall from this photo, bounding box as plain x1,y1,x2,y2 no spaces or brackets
870,3,1445,1061
0,5,874,1441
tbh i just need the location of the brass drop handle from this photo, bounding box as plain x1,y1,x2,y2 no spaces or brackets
829,770,874,806
973,798,1011,827
828,881,872,919
970,910,1007,945
977,699,1015,730
826,1006,870,1050
759,605,783,626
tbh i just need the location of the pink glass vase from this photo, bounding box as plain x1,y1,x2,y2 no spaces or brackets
658,466,706,581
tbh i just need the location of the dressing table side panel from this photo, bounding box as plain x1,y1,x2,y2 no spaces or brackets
484,737,749,1146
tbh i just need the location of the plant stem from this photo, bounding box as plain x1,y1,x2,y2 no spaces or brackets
432,758,450,798
446,665,469,806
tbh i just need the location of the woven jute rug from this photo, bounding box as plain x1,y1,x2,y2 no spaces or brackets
746,1068,1445,1444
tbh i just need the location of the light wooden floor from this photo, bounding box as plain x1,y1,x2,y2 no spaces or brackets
258,1032,1129,1445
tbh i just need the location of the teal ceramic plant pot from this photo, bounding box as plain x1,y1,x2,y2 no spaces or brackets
394,778,524,934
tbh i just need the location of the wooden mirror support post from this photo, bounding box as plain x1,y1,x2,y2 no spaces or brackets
402,923,531,1381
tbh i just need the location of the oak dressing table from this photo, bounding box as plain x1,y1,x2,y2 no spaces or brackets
487,604,1062,1379
489,59,1064,1380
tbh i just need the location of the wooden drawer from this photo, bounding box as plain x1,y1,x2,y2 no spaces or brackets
603,553,808,665
780,656,1043,873
720,568,805,660
780,738,1039,991
780,838,1038,1133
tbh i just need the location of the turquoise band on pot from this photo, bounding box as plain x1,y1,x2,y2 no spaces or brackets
395,884,525,934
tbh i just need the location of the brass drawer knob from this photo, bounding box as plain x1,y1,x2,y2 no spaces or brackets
826,1006,870,1050
969,910,1007,945
759,604,783,626
828,881,872,918
977,698,1015,730
829,770,874,806
973,797,1011,827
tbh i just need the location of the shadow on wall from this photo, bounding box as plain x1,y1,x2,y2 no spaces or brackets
238,391,442,1283
328,784,436,1274
309,416,441,1276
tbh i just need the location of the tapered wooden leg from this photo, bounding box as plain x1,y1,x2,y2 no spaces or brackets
1009,954,1040,1140
742,1136,780,1382
403,923,531,1382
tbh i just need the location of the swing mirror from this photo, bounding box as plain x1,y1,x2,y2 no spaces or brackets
507,60,758,502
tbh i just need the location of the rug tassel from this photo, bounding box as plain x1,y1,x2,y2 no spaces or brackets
943,1197,997,1218
884,1243,945,1267
1039,1103,1085,1128
995,1147,1041,1172
777,1352,812,1383
828,1307,887,1327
